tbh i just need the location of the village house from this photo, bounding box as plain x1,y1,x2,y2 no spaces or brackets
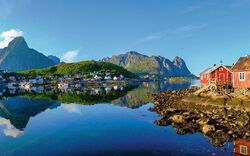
200,65,232,87
231,56,250,90
9,76,17,82
94,75,102,80
104,75,112,80
119,74,124,80
28,77,44,85
113,76,118,81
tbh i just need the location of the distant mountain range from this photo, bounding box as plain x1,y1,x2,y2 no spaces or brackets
0,37,60,72
102,51,194,78
0,37,194,77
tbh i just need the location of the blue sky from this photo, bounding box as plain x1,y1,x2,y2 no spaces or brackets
1,0,250,75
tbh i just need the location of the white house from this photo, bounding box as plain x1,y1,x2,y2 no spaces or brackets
9,76,16,82
94,75,102,80
36,78,44,84
104,75,112,80
29,79,37,84
119,74,124,80
113,76,118,81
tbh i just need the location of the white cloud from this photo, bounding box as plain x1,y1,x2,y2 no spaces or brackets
134,24,207,45
135,32,164,44
0,29,24,48
0,118,23,138
183,6,201,13
61,50,79,63
63,104,81,113
175,24,208,33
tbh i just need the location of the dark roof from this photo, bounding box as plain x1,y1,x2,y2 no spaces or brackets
231,56,250,71
225,66,232,70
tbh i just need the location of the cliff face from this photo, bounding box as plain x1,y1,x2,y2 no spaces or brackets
102,51,193,77
0,37,56,72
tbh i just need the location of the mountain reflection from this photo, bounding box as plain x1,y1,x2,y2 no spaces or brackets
0,81,194,137
0,96,59,137
234,139,250,156
112,81,193,108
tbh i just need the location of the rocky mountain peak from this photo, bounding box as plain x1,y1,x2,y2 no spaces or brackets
102,51,194,78
126,51,147,57
173,56,185,68
0,36,57,72
7,36,29,50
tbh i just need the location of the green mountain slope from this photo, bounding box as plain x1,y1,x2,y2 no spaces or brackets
18,61,137,78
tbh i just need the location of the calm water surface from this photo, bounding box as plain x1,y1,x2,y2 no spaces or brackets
0,80,236,156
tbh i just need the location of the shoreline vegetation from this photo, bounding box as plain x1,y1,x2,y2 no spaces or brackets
150,87,250,148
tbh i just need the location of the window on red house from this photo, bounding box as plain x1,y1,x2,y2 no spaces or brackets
239,72,245,81
240,145,248,155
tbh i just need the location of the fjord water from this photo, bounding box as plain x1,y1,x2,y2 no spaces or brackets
0,81,234,156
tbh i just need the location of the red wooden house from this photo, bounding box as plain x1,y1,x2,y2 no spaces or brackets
231,56,250,89
200,65,232,86
234,139,250,156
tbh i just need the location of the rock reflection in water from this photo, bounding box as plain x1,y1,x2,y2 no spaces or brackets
0,96,59,137
234,139,250,155
112,81,193,108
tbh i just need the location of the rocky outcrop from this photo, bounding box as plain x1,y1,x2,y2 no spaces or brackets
102,51,194,78
0,37,57,72
151,89,250,147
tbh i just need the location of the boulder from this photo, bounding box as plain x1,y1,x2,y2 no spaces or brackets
202,125,215,134
171,115,185,124
197,119,209,126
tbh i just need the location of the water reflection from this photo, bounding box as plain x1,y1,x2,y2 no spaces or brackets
112,81,193,108
234,139,250,156
0,80,246,155
0,96,59,137
0,81,195,138
0,117,23,138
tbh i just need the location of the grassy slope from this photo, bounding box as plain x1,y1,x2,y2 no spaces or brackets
18,61,137,78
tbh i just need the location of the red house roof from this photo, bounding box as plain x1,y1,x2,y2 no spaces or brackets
232,56,250,71
200,65,231,75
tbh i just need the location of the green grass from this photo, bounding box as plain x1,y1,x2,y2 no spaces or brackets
17,61,138,78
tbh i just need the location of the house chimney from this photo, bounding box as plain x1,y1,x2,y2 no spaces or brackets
214,64,216,67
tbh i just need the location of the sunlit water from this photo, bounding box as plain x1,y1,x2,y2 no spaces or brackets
0,80,236,156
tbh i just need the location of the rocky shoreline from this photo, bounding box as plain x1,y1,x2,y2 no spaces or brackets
150,88,250,148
